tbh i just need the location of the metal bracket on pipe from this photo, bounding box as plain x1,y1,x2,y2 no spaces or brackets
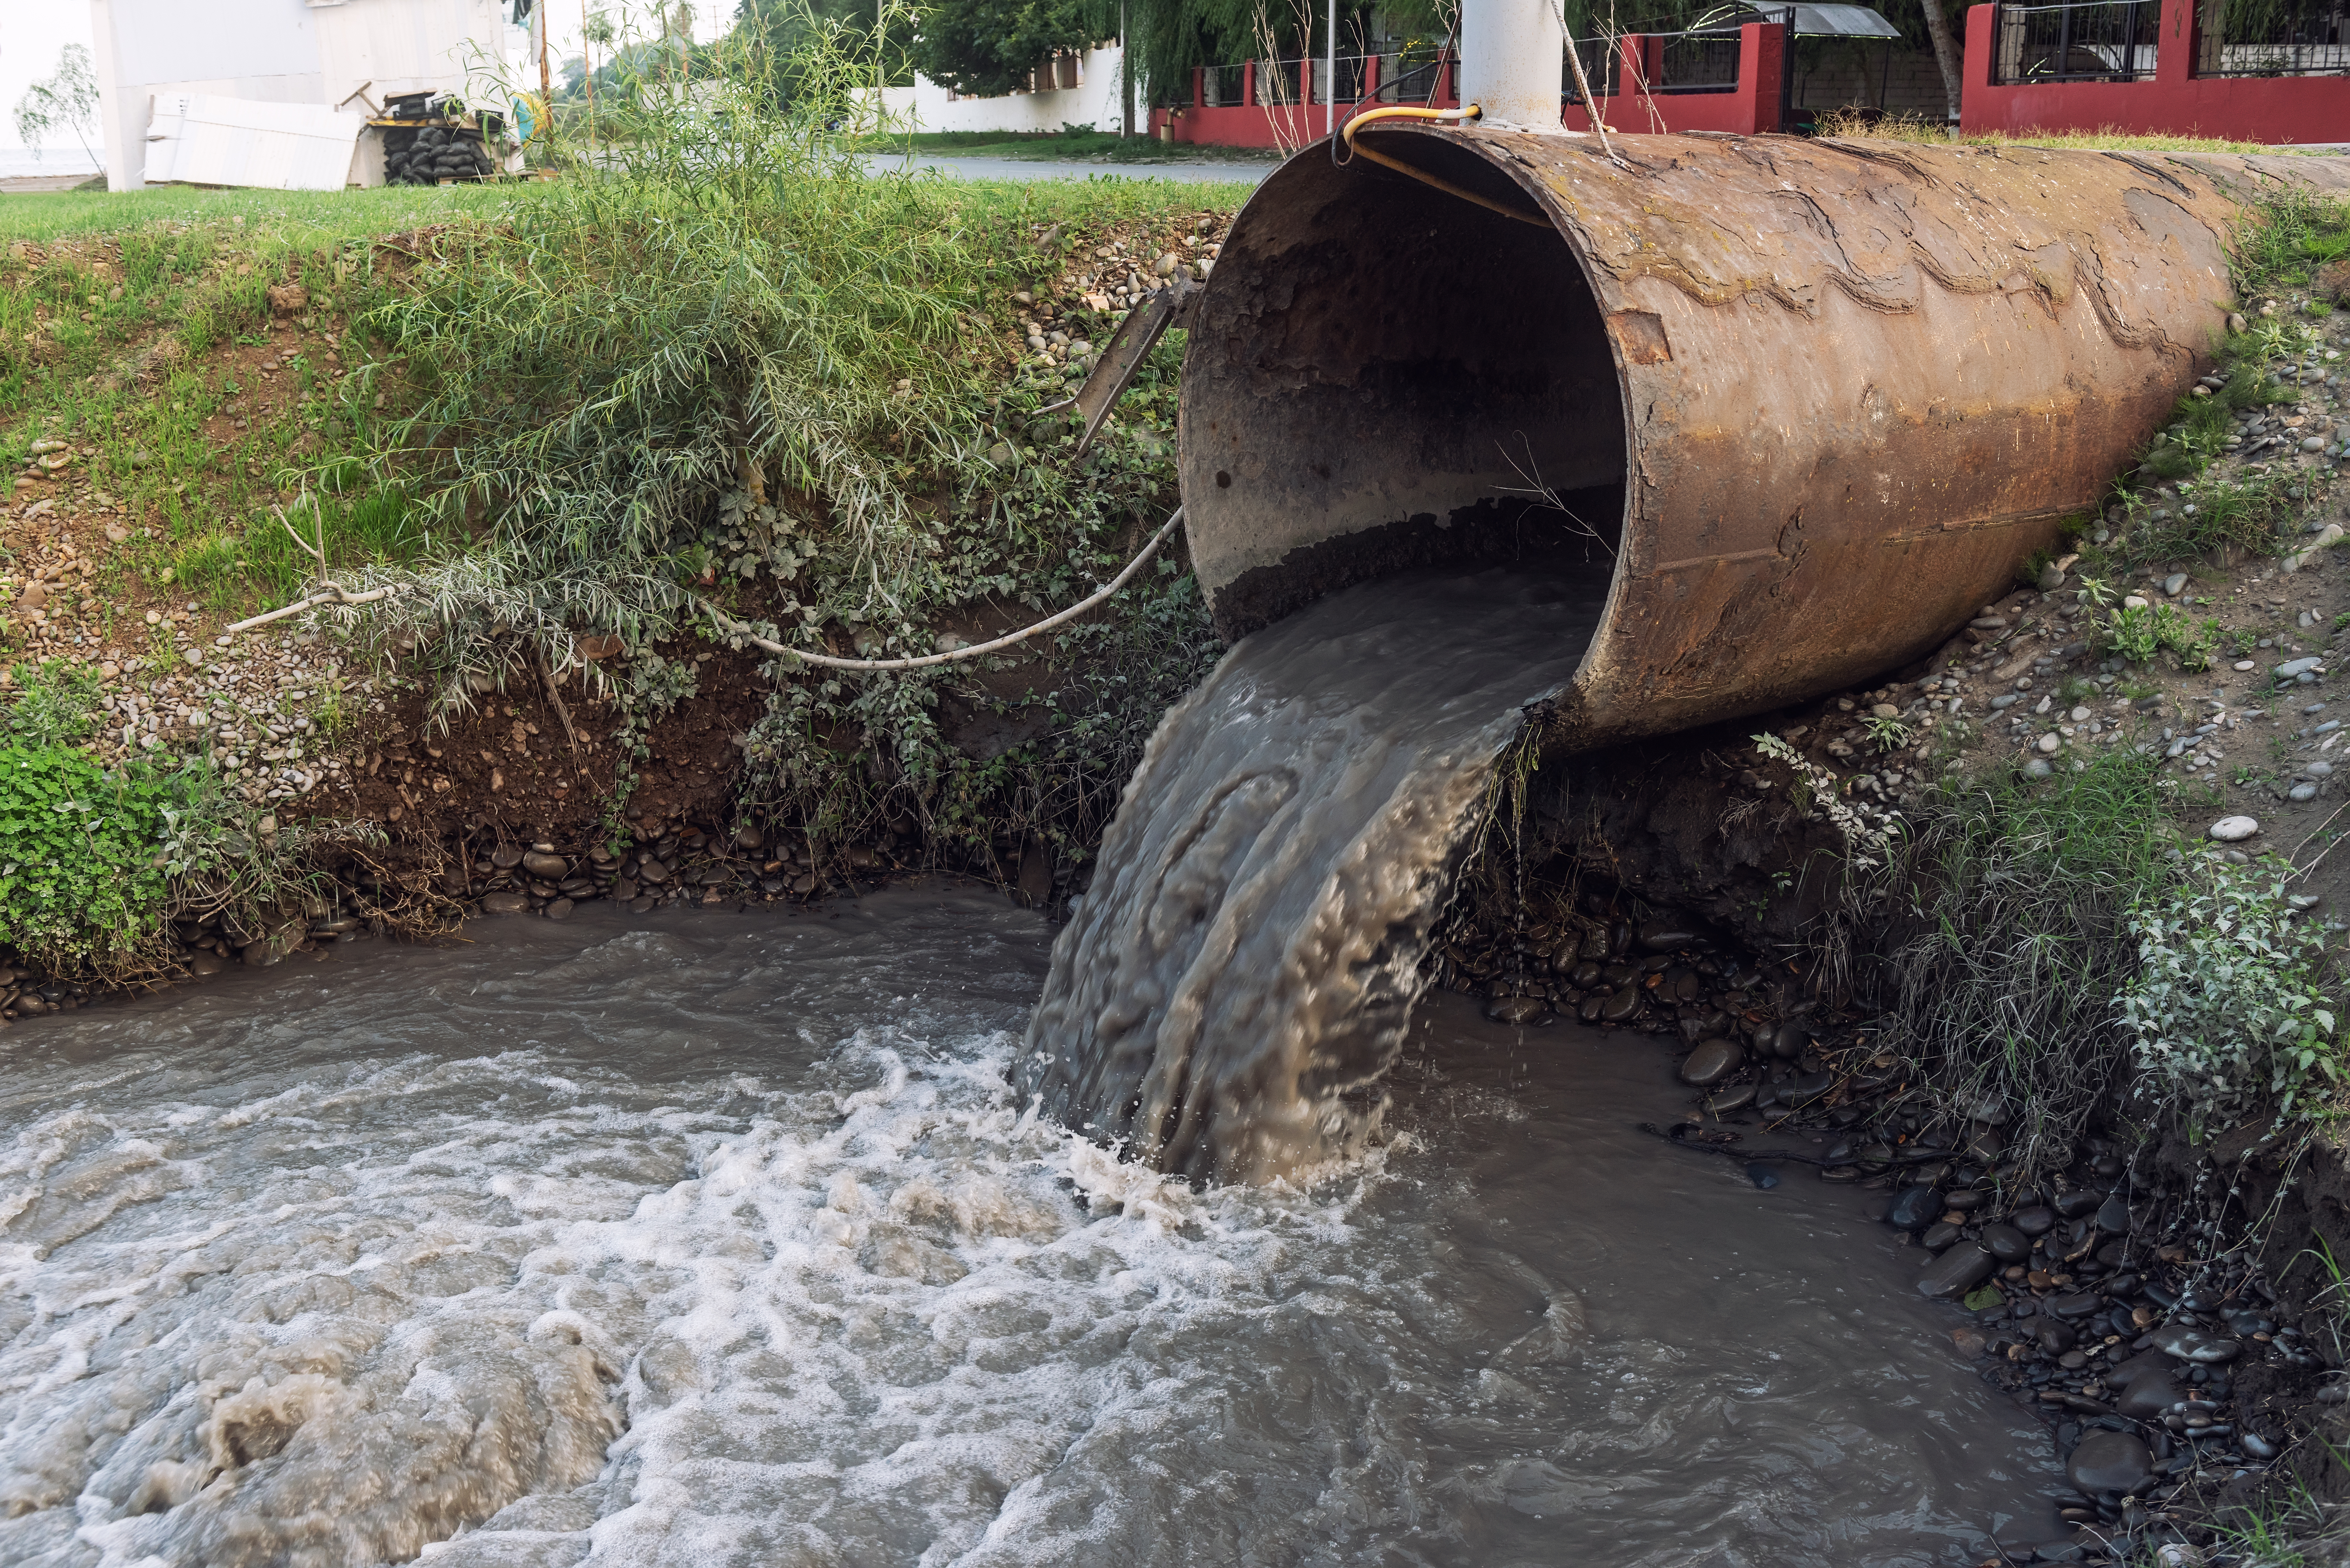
1055,277,1202,458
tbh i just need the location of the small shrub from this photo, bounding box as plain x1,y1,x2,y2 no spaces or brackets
2098,601,2218,670
3,659,103,747
0,744,175,970
2119,858,2343,1137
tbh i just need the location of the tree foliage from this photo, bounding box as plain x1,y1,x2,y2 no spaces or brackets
912,0,1115,98
11,44,100,164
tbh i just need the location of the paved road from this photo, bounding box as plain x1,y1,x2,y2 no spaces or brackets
863,153,1278,185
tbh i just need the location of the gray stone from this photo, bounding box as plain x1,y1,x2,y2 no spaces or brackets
543,897,576,921
2151,1325,2242,1363
2095,1193,2131,1233
2292,783,2321,802
1678,1038,1741,1086
1916,1245,1997,1299
2066,1430,2153,1494
1704,1082,1757,1116
2308,760,2335,778
2039,562,2067,591
2117,1370,2183,1419
480,891,530,916
2163,572,2190,596
2275,657,2324,680
2012,1205,2057,1236
1982,1222,2031,1262
1485,994,1549,1026
2208,816,2260,842
1885,1184,1943,1229
521,850,567,879
186,950,227,977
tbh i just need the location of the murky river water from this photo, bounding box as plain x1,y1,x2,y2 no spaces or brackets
0,891,2058,1566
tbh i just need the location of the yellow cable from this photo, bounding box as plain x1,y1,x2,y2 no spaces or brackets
1338,103,1551,228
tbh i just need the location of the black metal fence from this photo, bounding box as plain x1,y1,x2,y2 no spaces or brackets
1655,29,1745,91
1990,0,2162,81
2194,0,2350,76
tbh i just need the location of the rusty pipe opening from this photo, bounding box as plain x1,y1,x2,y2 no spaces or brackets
1180,128,2350,752
1181,133,1627,643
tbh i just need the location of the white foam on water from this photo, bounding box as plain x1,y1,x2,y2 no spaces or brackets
0,906,2057,1567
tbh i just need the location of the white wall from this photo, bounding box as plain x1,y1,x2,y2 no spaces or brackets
89,0,520,190
876,43,1132,135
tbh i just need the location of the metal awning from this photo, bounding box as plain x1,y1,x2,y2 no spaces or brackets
1786,5,1905,38
1696,2,1906,35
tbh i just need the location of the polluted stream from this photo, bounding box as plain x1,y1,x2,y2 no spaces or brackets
0,567,2063,1566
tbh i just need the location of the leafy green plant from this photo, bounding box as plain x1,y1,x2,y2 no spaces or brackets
3,659,104,746
2120,857,2343,1137
0,744,175,970
2101,600,2219,670
1864,713,1914,752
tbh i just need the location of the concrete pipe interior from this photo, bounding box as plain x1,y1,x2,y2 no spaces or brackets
1181,129,2350,752
1178,135,1628,642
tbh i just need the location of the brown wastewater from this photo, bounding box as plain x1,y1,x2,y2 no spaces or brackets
1,566,2068,1566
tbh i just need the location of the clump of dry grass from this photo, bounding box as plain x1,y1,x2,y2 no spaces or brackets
1813,108,2311,155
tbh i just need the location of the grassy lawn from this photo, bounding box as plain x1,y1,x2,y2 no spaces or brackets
0,182,514,247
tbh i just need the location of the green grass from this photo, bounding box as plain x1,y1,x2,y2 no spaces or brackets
1856,742,2183,1176
1,195,441,638
0,183,506,247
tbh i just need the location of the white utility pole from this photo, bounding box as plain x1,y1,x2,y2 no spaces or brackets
1457,0,1566,126
1325,0,1337,139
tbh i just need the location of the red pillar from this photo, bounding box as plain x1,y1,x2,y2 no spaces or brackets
1192,65,1203,108
2159,0,2197,85
1243,58,1258,106
1959,3,1995,132
1738,20,1786,132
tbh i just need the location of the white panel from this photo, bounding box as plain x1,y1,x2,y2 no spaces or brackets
112,0,321,87
314,0,521,102
144,93,367,190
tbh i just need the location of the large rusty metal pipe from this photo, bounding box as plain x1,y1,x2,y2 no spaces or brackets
1179,130,2350,752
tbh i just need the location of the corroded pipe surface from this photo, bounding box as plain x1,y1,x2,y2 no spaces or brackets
1179,130,2350,751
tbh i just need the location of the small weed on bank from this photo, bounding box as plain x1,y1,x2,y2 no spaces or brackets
2123,859,2345,1136
1857,744,2178,1173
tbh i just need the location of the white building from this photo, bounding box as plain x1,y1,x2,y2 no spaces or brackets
86,0,522,191
874,42,1131,136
